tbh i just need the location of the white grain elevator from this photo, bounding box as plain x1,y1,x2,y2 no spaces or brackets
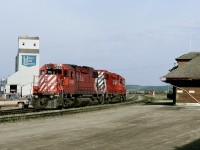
5,36,40,96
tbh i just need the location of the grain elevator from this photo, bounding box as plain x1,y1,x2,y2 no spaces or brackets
5,36,40,96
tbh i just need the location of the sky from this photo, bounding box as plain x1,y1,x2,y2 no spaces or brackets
1,0,200,85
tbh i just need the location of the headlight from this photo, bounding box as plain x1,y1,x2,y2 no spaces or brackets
35,95,38,98
50,95,53,98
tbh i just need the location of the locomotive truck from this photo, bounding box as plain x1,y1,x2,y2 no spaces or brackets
32,64,126,109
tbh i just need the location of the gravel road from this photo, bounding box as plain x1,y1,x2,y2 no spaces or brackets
0,104,200,150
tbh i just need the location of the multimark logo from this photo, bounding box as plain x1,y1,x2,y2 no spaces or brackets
95,71,107,94
22,55,36,67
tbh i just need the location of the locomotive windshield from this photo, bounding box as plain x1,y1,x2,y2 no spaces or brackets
55,69,62,75
46,70,53,75
45,69,62,75
44,64,63,75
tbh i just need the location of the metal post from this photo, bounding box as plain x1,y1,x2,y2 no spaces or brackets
21,85,23,97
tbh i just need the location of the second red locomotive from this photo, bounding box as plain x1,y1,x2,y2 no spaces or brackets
32,64,126,109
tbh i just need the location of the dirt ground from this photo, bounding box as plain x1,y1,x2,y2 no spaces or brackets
0,104,200,150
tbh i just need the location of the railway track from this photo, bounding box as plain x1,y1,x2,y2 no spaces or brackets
0,108,42,116
0,95,140,123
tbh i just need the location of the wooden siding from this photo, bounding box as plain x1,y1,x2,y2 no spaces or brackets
177,60,188,67
175,87,200,103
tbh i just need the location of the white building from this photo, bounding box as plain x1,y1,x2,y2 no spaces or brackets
5,36,40,96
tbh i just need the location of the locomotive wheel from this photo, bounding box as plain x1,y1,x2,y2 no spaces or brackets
91,97,99,105
112,96,120,103
32,98,49,109
76,98,93,107
63,98,73,108
122,95,126,101
72,98,79,107
107,96,112,104
105,96,110,104
32,98,39,109
98,96,104,104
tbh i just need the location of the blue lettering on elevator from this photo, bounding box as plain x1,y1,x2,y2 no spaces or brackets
22,55,36,67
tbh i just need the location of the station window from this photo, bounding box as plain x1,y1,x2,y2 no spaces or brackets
34,43,36,46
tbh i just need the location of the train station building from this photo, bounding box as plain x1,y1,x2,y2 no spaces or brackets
161,52,200,106
5,36,40,96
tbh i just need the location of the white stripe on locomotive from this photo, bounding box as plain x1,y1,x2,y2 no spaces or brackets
38,75,57,93
94,71,107,94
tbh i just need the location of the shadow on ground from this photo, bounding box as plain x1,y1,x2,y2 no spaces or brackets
145,101,174,106
175,139,200,150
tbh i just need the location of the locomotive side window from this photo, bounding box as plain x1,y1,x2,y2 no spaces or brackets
113,80,117,84
55,69,62,75
71,71,74,78
104,73,109,79
92,72,98,78
64,70,68,77
120,79,123,84
76,74,80,81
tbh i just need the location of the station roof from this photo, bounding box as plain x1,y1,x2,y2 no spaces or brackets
164,55,200,80
175,52,200,60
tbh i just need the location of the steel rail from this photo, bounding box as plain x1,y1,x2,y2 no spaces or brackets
0,97,139,123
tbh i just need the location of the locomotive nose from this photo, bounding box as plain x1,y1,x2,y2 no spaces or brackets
38,75,58,94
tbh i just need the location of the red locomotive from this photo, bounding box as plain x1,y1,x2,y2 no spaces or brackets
32,64,126,109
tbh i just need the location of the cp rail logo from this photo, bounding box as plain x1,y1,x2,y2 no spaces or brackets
95,71,107,94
